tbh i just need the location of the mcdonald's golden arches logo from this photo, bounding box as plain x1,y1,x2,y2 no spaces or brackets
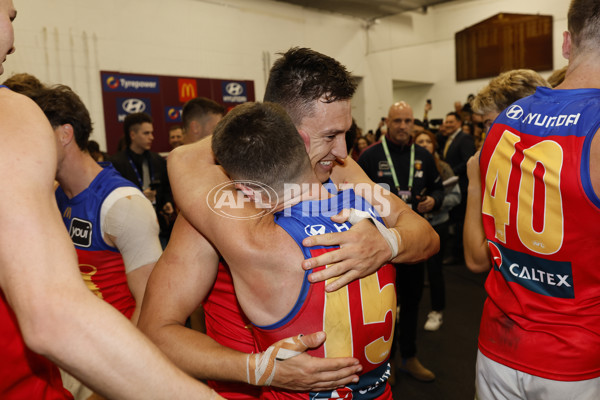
63,207,72,220
178,78,197,103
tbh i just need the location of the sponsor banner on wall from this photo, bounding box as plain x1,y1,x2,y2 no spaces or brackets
165,106,183,123
116,97,152,122
100,71,255,154
102,73,160,93
221,81,248,103
178,78,198,103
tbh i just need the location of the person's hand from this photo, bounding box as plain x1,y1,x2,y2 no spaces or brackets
143,187,157,204
467,151,482,193
270,331,362,391
416,195,435,213
301,211,391,292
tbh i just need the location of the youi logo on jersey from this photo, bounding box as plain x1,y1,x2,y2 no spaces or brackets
69,218,93,248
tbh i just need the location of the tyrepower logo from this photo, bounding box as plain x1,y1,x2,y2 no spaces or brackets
165,106,183,122
69,218,92,248
101,73,160,93
222,81,247,103
105,76,120,90
206,181,279,220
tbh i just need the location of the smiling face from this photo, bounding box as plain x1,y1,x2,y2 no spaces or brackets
443,114,461,135
0,0,16,76
297,98,352,183
168,127,183,149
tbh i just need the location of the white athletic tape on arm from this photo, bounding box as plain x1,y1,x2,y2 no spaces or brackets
347,208,400,260
246,335,307,386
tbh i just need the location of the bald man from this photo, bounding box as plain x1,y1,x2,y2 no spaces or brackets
358,101,444,382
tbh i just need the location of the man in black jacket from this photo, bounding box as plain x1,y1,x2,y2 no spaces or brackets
358,101,444,383
110,112,172,246
441,111,476,263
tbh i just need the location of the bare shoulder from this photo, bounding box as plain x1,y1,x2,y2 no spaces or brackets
167,137,211,175
167,140,198,172
0,89,57,193
167,138,216,205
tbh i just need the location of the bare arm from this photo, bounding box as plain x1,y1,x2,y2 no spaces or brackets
463,152,491,273
104,193,163,324
590,128,600,202
0,90,218,400
138,215,247,380
138,214,362,389
127,263,154,324
302,157,439,291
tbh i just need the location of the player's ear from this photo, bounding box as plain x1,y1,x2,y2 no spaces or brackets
297,129,311,153
189,120,198,134
57,123,75,147
562,30,572,60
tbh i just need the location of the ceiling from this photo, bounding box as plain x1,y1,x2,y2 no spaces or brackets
274,0,458,21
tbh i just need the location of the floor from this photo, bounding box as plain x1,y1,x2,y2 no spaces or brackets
391,262,488,399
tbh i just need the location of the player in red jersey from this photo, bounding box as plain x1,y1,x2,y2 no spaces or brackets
139,47,438,397
0,1,221,399
178,101,396,399
463,69,550,273
466,1,600,397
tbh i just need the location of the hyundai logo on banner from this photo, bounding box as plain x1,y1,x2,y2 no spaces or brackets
101,73,160,93
116,97,151,122
165,106,183,122
222,81,247,103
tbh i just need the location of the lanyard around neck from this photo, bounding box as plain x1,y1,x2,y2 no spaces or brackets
381,136,415,192
127,153,154,189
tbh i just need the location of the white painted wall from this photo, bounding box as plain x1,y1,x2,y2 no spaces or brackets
5,0,570,150
374,0,570,126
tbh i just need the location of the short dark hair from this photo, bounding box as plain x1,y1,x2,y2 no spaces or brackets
27,85,93,151
446,111,462,122
123,112,152,147
263,47,356,126
182,97,225,130
87,140,100,154
212,102,310,193
568,0,600,53
2,72,44,93
169,124,182,133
